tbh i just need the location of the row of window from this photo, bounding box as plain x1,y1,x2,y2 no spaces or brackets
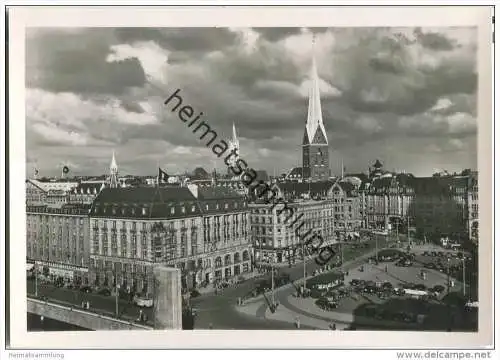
94,201,247,217
27,216,86,225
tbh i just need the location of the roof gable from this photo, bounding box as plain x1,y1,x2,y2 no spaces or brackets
311,126,328,144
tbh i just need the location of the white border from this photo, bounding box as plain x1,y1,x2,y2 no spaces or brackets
7,5,494,349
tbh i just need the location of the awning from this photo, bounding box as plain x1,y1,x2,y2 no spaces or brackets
26,263,34,271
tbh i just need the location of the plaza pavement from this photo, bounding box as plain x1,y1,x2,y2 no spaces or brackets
235,243,467,330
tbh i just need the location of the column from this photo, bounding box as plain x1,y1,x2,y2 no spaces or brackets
153,266,182,330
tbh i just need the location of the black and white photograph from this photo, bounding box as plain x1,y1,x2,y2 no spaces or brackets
5,5,494,352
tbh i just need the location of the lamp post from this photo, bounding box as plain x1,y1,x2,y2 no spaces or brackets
446,255,452,331
302,241,307,294
34,262,38,297
114,270,120,318
462,257,466,297
270,259,275,306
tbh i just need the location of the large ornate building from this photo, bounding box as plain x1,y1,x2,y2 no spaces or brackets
88,184,252,296
410,176,470,241
26,203,91,284
249,179,363,266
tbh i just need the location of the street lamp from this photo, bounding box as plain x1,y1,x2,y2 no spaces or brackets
270,258,275,306
462,256,466,297
446,255,452,331
115,282,120,317
34,261,39,297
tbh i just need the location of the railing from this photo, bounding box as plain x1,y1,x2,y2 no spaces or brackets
27,297,152,330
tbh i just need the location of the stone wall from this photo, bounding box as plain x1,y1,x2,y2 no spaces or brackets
27,299,151,331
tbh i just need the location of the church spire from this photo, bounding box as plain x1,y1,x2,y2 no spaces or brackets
304,34,328,146
109,150,119,188
232,122,239,147
228,122,240,169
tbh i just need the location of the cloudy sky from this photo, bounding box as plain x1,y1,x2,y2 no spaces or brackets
26,27,478,177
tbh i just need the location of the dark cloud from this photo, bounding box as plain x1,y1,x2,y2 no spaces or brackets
328,28,476,116
369,56,405,74
26,27,478,177
26,29,147,95
414,27,456,51
120,99,145,114
252,27,302,41
211,46,303,89
114,27,238,52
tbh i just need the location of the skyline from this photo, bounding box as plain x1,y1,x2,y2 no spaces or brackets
26,27,478,178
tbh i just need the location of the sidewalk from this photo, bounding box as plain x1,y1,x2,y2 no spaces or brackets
284,293,420,330
264,303,349,330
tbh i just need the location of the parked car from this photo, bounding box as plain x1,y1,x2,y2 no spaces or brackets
414,284,427,291
382,282,393,290
190,289,201,298
350,279,361,286
393,288,405,296
79,286,92,293
363,285,377,294
432,285,445,294
133,295,153,308
98,288,111,296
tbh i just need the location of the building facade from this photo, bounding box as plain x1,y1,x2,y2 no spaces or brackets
68,183,103,204
411,177,469,242
88,185,252,296
363,174,415,231
26,180,47,205
26,204,91,284
250,195,341,266
467,171,479,243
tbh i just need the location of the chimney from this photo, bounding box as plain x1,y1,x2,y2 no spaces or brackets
188,184,198,198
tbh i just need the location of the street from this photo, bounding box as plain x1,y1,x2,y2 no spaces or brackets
27,235,461,330
191,236,390,329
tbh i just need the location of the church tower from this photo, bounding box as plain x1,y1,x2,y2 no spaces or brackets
228,122,240,171
109,151,119,188
302,36,330,181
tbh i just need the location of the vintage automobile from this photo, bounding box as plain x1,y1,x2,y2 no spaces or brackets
133,295,154,308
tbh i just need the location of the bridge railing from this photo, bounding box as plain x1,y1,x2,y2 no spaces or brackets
27,297,152,330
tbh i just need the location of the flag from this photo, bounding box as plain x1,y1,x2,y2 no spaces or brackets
158,168,169,183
